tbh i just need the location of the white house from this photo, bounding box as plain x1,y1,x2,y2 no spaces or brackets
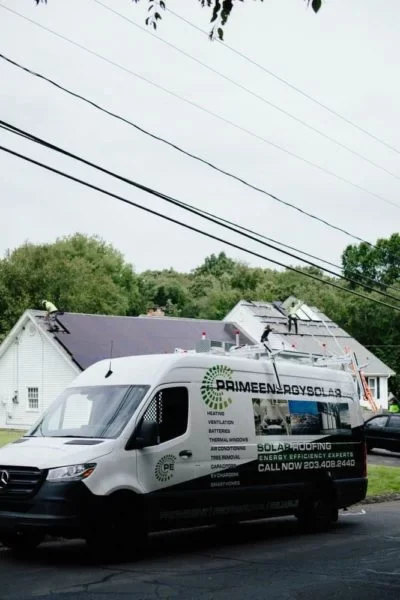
0,299,394,430
0,311,80,431
0,309,251,430
224,298,395,410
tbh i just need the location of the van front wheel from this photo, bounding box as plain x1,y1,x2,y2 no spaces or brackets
0,531,44,554
85,496,148,560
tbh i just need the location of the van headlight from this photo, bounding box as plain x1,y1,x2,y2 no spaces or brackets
47,463,96,482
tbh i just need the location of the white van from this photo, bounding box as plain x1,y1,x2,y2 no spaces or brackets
0,348,367,555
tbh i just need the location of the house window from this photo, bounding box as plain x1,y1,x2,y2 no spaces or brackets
27,387,39,410
367,377,380,400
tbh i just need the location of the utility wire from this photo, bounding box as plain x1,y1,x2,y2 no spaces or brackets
0,52,373,248
2,141,400,313
3,55,400,295
3,118,400,302
165,3,400,157
93,0,400,184
2,121,400,308
1,4,400,212
3,56,400,295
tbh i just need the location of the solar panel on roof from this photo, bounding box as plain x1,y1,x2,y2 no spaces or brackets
43,314,252,370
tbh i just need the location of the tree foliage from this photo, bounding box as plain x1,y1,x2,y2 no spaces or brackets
342,233,400,290
34,0,323,40
1,232,399,395
0,234,142,336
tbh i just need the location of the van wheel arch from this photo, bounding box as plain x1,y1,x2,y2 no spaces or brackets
85,489,148,559
296,476,339,532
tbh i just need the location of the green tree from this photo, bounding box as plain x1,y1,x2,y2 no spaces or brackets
193,252,236,278
342,233,400,289
0,233,142,339
35,0,323,40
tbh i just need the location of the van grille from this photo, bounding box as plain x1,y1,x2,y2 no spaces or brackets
0,466,44,499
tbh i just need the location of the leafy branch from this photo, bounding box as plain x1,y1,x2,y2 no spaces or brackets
34,0,323,41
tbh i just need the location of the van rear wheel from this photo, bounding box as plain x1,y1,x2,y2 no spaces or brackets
296,496,338,532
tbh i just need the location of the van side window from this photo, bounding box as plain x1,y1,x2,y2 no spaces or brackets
142,387,188,443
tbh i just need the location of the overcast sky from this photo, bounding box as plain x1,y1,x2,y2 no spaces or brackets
1,0,400,274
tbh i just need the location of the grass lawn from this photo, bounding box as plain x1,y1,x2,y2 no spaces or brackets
367,464,400,496
0,429,24,448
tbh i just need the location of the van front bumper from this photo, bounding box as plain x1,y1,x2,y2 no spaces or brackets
0,480,97,537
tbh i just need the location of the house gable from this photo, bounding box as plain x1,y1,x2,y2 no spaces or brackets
0,311,80,429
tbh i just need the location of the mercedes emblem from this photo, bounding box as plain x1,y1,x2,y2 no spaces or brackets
0,470,10,489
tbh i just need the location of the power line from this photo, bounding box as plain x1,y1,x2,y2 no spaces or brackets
1,4,400,212
1,124,400,311
4,56,400,297
3,118,400,302
93,0,400,184
0,52,374,249
165,3,400,157
4,57,400,297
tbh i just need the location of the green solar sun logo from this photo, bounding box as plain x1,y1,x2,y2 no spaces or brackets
155,454,176,483
201,365,233,410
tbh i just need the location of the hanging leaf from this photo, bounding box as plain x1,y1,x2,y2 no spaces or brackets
211,0,221,23
155,12,161,20
217,27,224,41
311,0,322,13
160,0,166,9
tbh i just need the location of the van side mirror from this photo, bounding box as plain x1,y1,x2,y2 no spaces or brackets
127,421,158,450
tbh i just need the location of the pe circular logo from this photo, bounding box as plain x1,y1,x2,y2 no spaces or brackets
201,365,233,411
155,454,177,483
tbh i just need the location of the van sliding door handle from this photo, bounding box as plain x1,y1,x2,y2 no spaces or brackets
179,450,192,458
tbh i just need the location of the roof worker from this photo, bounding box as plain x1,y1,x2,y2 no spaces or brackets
287,300,300,335
260,325,274,343
388,396,400,413
42,300,58,323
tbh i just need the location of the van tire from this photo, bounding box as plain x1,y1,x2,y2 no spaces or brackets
0,531,44,554
85,493,148,561
296,492,338,532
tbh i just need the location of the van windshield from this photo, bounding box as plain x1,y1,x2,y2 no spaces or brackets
27,385,149,439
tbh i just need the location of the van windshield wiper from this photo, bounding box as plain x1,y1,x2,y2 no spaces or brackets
53,435,100,439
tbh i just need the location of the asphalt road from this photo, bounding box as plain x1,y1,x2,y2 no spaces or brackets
1,502,400,600
368,449,400,467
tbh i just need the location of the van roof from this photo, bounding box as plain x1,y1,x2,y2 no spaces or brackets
69,352,353,388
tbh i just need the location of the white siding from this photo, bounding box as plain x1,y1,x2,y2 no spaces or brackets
0,321,78,430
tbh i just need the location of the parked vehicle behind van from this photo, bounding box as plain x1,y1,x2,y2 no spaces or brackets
0,349,367,555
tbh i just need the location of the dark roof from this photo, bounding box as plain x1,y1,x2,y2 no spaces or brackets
34,312,251,370
231,301,395,376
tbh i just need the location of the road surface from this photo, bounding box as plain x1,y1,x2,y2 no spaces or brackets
1,501,400,600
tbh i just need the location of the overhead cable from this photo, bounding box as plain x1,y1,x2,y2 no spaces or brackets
165,3,400,157
92,0,400,183
3,118,400,302
0,52,374,247
1,136,400,312
1,4,400,212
